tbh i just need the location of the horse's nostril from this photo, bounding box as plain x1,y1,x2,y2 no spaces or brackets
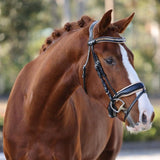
142,112,147,124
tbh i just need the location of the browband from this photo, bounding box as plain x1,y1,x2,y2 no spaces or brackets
88,36,126,46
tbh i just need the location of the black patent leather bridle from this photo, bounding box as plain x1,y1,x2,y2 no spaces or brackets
82,21,146,121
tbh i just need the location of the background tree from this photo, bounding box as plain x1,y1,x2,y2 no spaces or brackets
0,0,160,96
0,0,61,95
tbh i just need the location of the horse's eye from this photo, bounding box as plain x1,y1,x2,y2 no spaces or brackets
105,57,115,65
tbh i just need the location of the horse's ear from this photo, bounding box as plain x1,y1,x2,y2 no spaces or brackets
98,9,112,34
113,13,135,33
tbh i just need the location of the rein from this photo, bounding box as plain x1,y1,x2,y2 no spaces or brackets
82,21,146,121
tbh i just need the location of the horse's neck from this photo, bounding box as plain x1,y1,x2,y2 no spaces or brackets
27,36,82,124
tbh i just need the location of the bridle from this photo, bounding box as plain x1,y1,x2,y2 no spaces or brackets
82,21,146,121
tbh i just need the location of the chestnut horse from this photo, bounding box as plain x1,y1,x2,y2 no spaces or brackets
3,10,154,160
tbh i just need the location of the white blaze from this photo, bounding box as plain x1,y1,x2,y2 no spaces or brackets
119,44,154,124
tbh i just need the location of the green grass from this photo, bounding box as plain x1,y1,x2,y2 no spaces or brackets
0,116,3,127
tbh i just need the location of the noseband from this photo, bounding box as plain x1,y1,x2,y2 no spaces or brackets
82,21,146,120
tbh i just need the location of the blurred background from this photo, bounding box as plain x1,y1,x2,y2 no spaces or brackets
0,0,160,158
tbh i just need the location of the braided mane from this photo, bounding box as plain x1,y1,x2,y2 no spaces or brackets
39,15,93,54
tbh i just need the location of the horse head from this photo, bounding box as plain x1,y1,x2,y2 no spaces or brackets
80,10,154,133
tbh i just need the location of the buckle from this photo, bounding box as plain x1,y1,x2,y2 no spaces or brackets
88,39,96,46
110,98,126,113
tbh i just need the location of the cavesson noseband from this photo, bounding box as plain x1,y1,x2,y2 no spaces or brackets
82,21,146,120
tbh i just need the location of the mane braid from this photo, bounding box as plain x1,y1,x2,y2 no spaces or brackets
39,15,92,54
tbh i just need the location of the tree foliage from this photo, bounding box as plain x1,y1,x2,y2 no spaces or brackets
0,0,160,95
0,0,60,94
114,0,160,94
